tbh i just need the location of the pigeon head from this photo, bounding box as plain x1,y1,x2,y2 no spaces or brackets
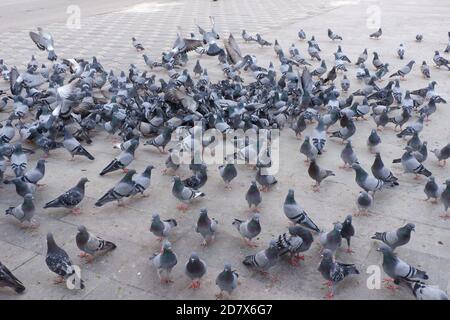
46,233,57,249
162,240,172,251
24,193,34,201
376,244,394,255
224,263,232,271
152,212,160,220
251,214,260,222
344,215,352,224
405,223,415,232
77,225,88,234
189,252,199,262
321,249,333,260
333,222,343,232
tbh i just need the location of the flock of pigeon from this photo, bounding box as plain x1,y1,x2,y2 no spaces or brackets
0,18,449,300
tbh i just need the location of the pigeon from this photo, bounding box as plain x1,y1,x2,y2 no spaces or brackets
163,148,180,174
340,215,355,254
242,29,256,42
0,261,25,294
218,162,237,189
11,143,27,177
8,159,46,186
367,129,381,153
397,44,405,60
63,129,95,161
172,176,205,211
129,165,154,197
398,279,448,300
215,263,239,299
431,143,450,166
341,75,350,92
3,177,36,198
99,139,138,176
150,240,178,284
243,240,279,282
150,213,177,241
307,40,321,61
298,29,306,40
320,223,343,253
311,60,327,77
420,61,430,78
245,180,262,211
29,27,57,61
255,33,272,47
440,179,450,219
397,147,432,178
318,249,359,299
196,208,218,246
377,244,428,289
45,233,84,289
323,66,336,83
232,214,261,247
276,225,314,265
356,191,373,216
371,153,399,186
432,51,450,69
193,60,203,77
308,160,335,191
369,28,382,39
185,252,207,289
311,118,326,154
132,37,145,51
327,28,343,41
351,163,384,196
330,115,356,142
95,170,136,207
372,223,415,250
389,60,415,79
144,126,172,153
76,225,117,262
44,177,89,214
5,194,37,228
423,176,442,202
283,189,320,232
340,140,359,169
355,48,368,65
255,167,277,192
396,115,425,138
415,34,423,42
372,52,384,69
300,135,318,162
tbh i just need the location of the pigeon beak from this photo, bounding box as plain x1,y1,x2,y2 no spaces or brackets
376,247,381,252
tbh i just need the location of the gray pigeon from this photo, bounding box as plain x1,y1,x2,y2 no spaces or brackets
172,176,205,211
283,189,320,232
3,177,36,197
46,233,84,289
311,117,326,154
340,140,359,169
300,135,318,162
63,128,95,161
369,28,382,39
318,249,359,299
377,245,428,290
44,177,89,214
308,160,335,191
320,223,343,253
185,252,207,289
371,153,399,186
150,240,178,284
215,263,239,299
440,179,450,219
243,240,279,282
0,261,25,294
7,159,46,186
76,225,117,262
196,208,218,246
351,163,384,196
144,126,172,153
11,143,27,177
245,180,262,211
95,170,136,207
29,27,57,61
389,60,415,79
372,223,415,250
193,60,203,77
232,213,261,247
130,165,154,197
276,225,314,265
423,176,441,202
356,191,373,216
431,143,450,167
420,61,430,78
5,194,37,228
218,163,237,189
397,147,432,178
255,167,277,192
367,129,381,153
398,279,448,300
99,139,138,176
150,213,177,241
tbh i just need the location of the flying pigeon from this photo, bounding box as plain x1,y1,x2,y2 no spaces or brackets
29,27,57,61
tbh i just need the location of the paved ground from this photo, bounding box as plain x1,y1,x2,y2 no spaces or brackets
0,0,449,300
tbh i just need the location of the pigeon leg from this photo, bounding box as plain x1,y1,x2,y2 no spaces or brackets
84,254,94,264
288,256,300,266
176,203,189,212
71,207,81,215
215,291,224,300
122,168,129,173
322,280,333,287
53,276,65,284
79,252,87,258
439,213,450,220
